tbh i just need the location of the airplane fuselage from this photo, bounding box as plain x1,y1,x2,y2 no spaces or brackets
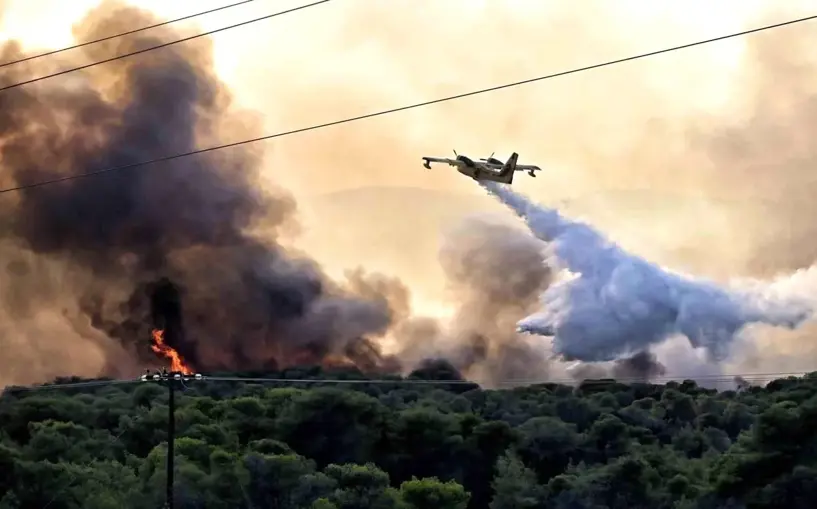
458,165,491,181
421,152,536,184
449,155,511,182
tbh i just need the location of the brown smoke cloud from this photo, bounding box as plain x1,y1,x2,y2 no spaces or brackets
389,217,552,386
0,1,418,386
0,1,556,387
569,350,667,384
438,218,552,384
4,0,817,385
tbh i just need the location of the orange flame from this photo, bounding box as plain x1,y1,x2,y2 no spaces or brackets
150,329,193,374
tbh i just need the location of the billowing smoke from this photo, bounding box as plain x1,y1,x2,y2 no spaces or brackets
391,216,553,386
0,1,559,388
437,216,552,384
9,1,817,387
564,350,667,383
481,182,816,363
611,350,666,380
0,1,407,384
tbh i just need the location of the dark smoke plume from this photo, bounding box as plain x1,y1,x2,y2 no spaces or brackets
0,1,703,388
565,351,666,384
734,376,752,391
611,350,666,381
392,216,553,386
0,1,560,387
0,1,403,382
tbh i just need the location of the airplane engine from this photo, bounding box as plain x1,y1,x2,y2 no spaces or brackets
528,170,536,177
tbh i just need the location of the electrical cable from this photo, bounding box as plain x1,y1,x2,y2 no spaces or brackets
6,369,812,394
0,12,814,195
203,371,813,387
0,0,261,70
3,378,141,393
0,0,331,94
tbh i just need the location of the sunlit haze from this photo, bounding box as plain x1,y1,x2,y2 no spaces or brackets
3,0,817,385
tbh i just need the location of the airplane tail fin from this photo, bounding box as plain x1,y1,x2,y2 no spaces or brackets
493,153,518,184
501,152,518,175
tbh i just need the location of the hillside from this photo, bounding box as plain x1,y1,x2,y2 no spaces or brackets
1,364,816,509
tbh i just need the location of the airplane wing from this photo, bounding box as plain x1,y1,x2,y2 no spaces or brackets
515,164,542,177
422,157,458,169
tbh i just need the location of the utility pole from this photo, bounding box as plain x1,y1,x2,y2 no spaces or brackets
166,369,176,509
141,368,202,509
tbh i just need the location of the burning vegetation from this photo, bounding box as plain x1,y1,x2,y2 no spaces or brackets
150,329,192,374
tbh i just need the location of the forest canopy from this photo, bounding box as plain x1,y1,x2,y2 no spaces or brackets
1,362,816,509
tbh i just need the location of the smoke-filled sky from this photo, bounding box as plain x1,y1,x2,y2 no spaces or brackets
3,0,817,386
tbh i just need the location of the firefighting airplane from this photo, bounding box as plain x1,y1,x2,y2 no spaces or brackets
421,151,542,184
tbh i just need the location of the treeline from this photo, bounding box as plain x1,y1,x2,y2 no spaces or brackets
1,362,816,508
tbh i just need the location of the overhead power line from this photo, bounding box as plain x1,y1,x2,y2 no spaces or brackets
3,379,142,392
3,369,814,394
0,12,814,195
0,0,261,70
190,372,814,387
0,0,331,94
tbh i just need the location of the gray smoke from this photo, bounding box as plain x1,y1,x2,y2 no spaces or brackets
392,216,553,385
481,181,817,363
0,1,404,383
0,0,561,386
440,216,553,384
611,350,666,380
564,351,667,384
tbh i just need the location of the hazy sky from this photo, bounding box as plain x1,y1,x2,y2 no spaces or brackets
4,0,817,377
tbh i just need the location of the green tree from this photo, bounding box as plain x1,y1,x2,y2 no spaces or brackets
515,416,579,481
324,463,402,509
5,367,817,508
489,452,544,509
399,477,469,509
276,389,388,467
243,452,333,509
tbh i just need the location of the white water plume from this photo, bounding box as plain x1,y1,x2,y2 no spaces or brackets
481,181,816,362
